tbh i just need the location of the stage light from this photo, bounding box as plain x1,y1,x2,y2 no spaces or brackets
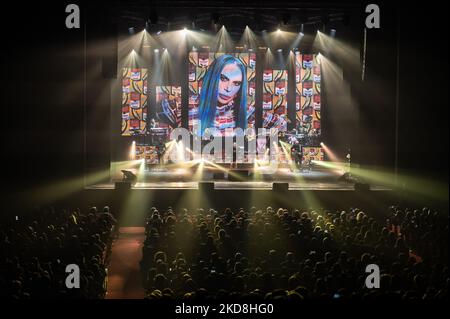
330,29,336,38
320,143,342,164
156,30,162,35
182,27,188,36
211,12,220,25
299,32,304,37
321,13,330,27
190,13,197,29
128,27,135,35
277,49,282,52
154,49,159,53
129,141,136,160
282,12,290,25
149,10,158,24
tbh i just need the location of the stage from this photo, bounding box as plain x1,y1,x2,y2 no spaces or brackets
87,181,390,191
87,168,390,191
79,166,397,226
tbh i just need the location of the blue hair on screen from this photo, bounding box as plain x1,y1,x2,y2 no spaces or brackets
198,54,247,135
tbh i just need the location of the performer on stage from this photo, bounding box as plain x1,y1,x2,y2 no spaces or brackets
156,142,165,166
291,143,301,169
232,141,237,168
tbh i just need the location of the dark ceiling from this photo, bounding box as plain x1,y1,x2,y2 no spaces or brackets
113,1,360,37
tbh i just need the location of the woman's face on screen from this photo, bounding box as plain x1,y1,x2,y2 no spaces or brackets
217,62,243,104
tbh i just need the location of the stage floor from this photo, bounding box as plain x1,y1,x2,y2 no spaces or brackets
87,169,390,191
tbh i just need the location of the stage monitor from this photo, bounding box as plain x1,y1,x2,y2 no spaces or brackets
198,181,214,192
115,181,131,191
273,182,289,192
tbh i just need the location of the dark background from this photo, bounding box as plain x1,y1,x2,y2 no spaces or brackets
0,1,447,195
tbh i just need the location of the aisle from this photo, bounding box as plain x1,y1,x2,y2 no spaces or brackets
106,227,146,299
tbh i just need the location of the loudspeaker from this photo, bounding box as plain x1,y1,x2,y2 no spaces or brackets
198,182,214,192
354,183,370,192
273,182,289,192
115,181,131,191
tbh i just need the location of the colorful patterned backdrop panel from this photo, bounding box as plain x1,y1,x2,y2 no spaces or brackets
136,145,159,164
302,147,324,162
122,68,148,136
155,86,182,132
296,53,321,137
262,69,288,131
188,51,256,135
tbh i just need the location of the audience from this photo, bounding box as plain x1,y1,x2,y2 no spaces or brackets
0,206,116,298
140,205,448,300
1,203,447,300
